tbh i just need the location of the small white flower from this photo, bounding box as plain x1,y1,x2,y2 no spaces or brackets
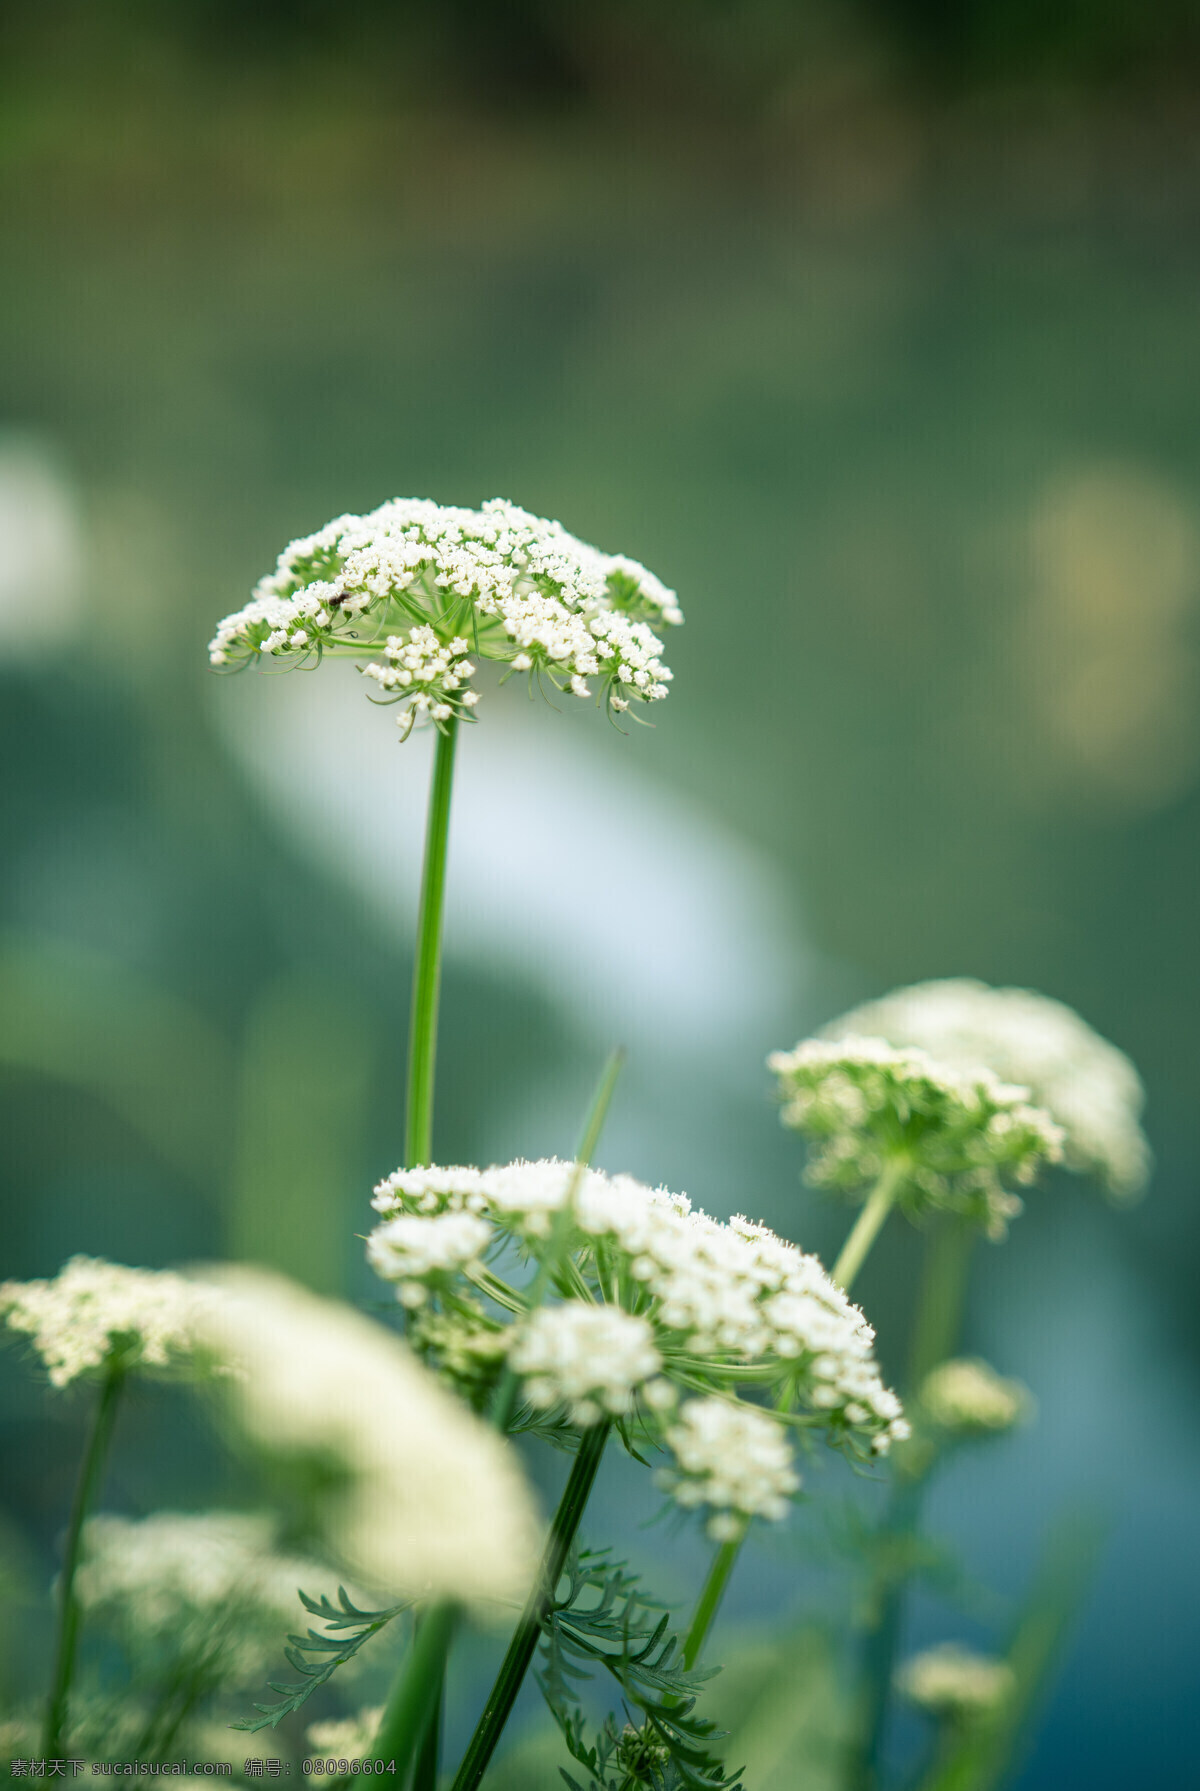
919,1358,1031,1434
895,1643,1016,1719
366,1211,491,1300
508,1301,661,1424
0,1257,228,1389
659,1397,800,1538
208,497,681,736
768,1037,1064,1236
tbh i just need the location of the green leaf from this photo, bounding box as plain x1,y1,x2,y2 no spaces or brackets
537,1550,742,1791
231,1585,410,1733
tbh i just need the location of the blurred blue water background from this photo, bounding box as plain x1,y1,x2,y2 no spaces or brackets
2,4,1199,1782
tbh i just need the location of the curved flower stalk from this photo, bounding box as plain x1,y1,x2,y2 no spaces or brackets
821,977,1151,1202
0,1258,233,1761
209,496,682,739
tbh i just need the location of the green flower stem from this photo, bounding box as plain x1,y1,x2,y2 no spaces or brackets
831,1155,909,1294
44,1359,125,1759
850,1218,978,1789
405,717,459,1170
907,1217,975,1389
680,1158,910,1686
400,717,459,1789
366,1598,460,1774
489,1047,624,1434
682,1538,740,1672
449,1420,612,1791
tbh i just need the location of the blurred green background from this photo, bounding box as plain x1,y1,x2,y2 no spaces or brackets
2,1,1200,1783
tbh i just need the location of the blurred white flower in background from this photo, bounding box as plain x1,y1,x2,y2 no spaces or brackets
76,1510,346,1687
0,435,83,654
192,1266,540,1612
895,1641,1016,1721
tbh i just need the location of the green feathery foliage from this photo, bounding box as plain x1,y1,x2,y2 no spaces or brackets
232,1587,410,1733
538,1550,743,1791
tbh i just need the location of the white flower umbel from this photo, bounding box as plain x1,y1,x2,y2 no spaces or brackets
919,1357,1031,1435
895,1642,1016,1721
0,1257,227,1389
767,1039,1064,1237
209,497,681,736
366,1211,492,1308
507,1302,662,1426
75,1511,344,1687
659,1397,801,1542
822,978,1151,1201
368,1159,908,1455
192,1268,539,1611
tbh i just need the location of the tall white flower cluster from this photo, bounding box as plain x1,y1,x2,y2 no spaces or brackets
767,1039,1065,1236
367,1158,909,1536
209,497,681,735
76,1511,345,1686
0,1257,229,1388
660,1397,802,1542
191,1268,539,1610
822,978,1151,1200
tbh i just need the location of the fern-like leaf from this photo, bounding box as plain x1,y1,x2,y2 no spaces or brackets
231,1585,410,1733
538,1551,743,1791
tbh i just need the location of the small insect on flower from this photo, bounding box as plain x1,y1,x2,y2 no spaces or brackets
209,497,682,738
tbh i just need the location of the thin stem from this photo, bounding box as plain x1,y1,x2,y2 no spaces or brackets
367,1600,460,1773
412,1640,443,1791
401,718,459,1790
849,1218,978,1789
44,1361,124,1759
450,1421,612,1791
846,1473,926,1791
832,1155,909,1293
907,1218,975,1390
405,718,459,1169
682,1538,740,1671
